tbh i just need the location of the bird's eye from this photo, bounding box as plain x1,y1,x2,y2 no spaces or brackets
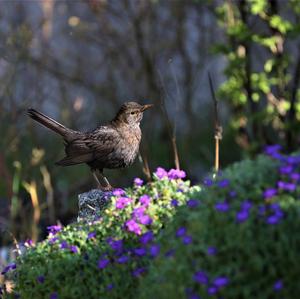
131,111,135,115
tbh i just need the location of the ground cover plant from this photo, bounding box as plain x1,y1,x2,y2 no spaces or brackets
138,146,300,299
2,146,300,299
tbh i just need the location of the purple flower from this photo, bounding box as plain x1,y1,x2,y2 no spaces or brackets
176,227,186,237
37,275,45,283
264,144,281,155
98,258,110,269
134,247,147,256
279,164,293,174
48,237,58,245
112,188,125,196
109,239,123,251
139,195,151,206
171,199,179,207
132,267,146,277
115,197,132,209
241,200,252,211
277,181,296,191
207,286,217,295
117,255,129,264
273,280,283,291
215,201,230,212
149,244,160,257
139,214,152,225
290,173,300,181
187,199,200,208
107,283,114,291
266,215,281,225
60,241,68,249
69,245,78,254
183,235,193,245
47,225,62,235
87,232,96,240
168,169,186,180
188,294,201,299
218,179,229,188
140,231,154,244
134,177,144,186
1,263,16,275
203,178,213,186
229,190,237,198
193,271,209,285
207,246,217,256
263,188,277,199
125,219,142,235
236,210,249,223
50,292,58,299
165,249,176,257
24,239,34,247
155,167,168,179
213,276,229,287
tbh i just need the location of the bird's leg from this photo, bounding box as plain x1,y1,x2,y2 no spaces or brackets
98,170,113,191
92,170,102,189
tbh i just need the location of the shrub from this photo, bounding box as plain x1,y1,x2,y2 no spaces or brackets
138,147,300,299
1,169,199,299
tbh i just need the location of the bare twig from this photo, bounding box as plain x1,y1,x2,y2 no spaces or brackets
208,71,222,172
157,70,180,170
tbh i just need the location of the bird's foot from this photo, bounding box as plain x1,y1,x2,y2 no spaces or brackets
97,183,113,192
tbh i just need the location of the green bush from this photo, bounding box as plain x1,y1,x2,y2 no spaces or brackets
2,169,199,299
138,150,300,299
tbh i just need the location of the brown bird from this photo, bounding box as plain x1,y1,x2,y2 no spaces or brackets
28,102,153,191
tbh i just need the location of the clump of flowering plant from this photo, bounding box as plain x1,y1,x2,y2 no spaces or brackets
2,167,199,299
139,151,300,299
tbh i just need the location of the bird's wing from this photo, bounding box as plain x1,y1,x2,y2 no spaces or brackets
57,126,120,166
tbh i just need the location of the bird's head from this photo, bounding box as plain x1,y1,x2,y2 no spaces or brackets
114,102,153,125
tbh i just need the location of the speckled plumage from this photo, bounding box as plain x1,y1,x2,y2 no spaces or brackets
28,102,152,190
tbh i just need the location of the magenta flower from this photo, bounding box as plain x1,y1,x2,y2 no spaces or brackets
155,167,168,179
134,177,144,186
139,195,151,206
115,197,132,209
168,169,186,180
112,188,125,196
125,219,142,235
139,214,152,225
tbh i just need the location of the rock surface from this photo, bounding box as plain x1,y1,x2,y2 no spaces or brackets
77,189,112,221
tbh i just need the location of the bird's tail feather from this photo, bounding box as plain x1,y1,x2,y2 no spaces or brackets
28,108,70,137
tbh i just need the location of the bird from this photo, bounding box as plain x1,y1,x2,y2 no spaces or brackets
27,102,153,191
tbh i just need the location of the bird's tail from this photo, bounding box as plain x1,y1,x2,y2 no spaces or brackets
27,108,71,138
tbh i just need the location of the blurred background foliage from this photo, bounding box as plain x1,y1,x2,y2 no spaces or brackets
0,0,300,257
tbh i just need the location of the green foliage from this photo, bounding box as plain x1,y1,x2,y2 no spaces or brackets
215,0,300,151
3,174,199,299
138,154,300,299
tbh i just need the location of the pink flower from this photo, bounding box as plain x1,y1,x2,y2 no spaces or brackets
125,219,142,235
115,197,132,209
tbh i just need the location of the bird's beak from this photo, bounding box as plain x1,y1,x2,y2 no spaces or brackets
141,104,154,112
